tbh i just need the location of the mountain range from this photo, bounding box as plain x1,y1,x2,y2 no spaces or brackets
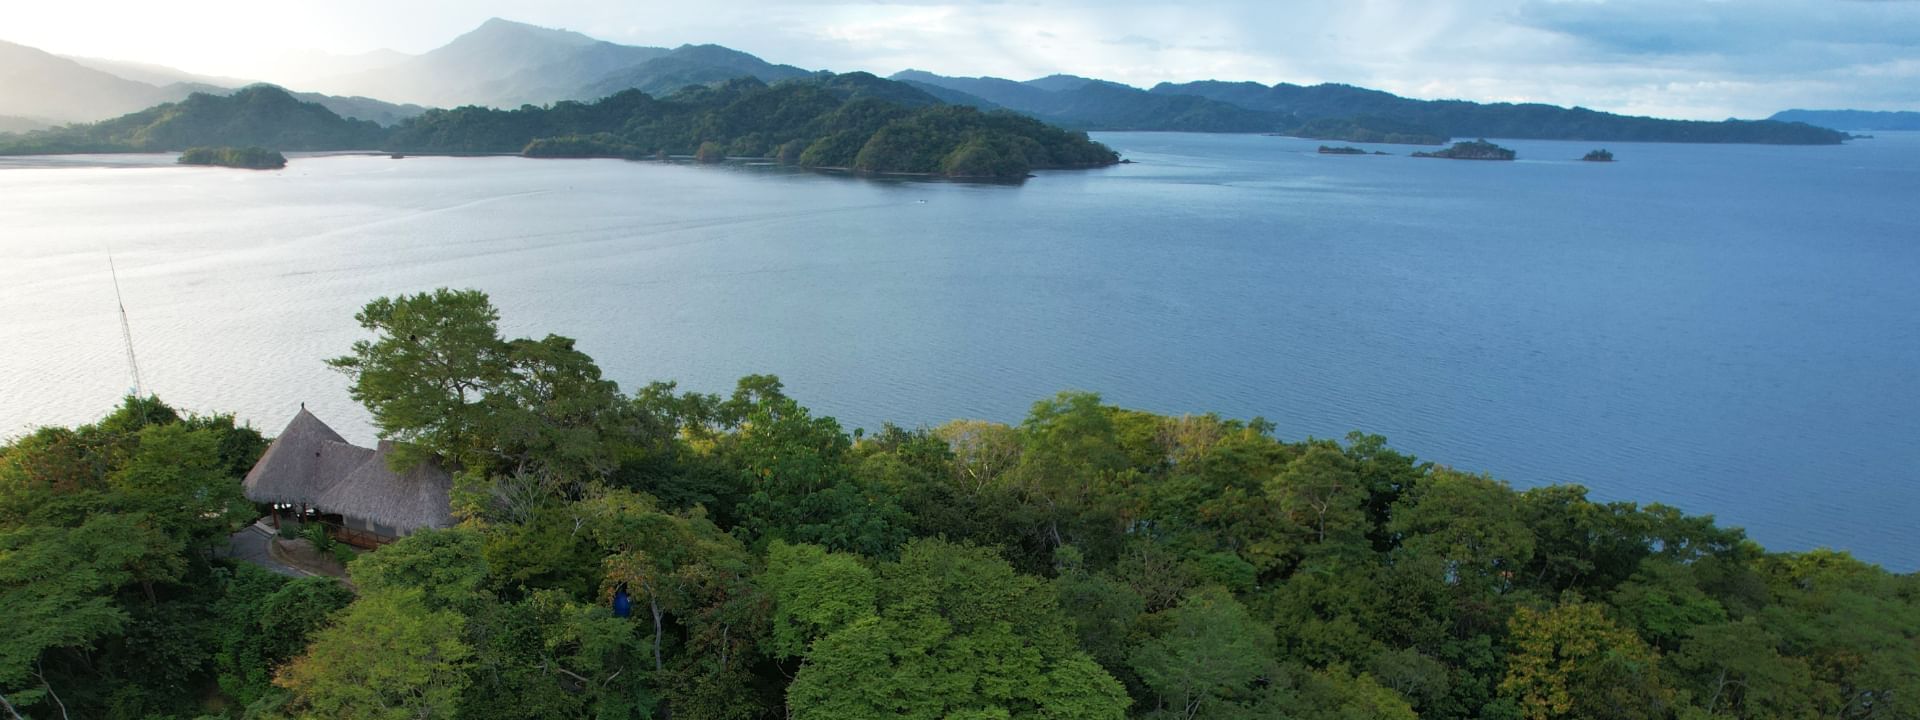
0,38,426,129
1767,110,1920,132
1,17,1892,146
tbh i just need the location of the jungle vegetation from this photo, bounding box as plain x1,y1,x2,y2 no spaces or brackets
178,146,288,169
0,86,385,154
2,288,1915,720
1414,139,1519,161
395,73,1120,178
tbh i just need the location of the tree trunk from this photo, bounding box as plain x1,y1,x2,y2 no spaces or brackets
651,596,665,672
1705,667,1728,714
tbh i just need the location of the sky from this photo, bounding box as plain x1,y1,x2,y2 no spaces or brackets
5,0,1918,120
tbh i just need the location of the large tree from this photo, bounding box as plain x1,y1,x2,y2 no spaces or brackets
781,539,1130,720
327,288,510,470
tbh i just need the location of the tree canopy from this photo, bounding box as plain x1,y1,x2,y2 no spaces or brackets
2,288,1914,720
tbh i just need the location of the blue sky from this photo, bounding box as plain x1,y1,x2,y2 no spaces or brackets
6,0,1917,119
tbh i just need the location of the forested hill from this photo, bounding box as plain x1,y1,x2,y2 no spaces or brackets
1152,80,1849,145
0,75,1117,179
4,287,1915,720
1769,109,1920,131
389,73,1120,178
893,69,1286,133
573,43,815,101
0,85,387,153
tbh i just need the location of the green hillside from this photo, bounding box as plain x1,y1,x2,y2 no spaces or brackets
1154,80,1849,144
0,85,386,153
391,73,1119,178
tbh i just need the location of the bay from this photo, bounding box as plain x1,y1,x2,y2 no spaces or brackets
1,132,1915,570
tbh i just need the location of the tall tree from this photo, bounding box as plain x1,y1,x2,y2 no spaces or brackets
1128,586,1275,719
782,539,1130,720
275,588,473,720
327,288,510,470
1500,600,1673,720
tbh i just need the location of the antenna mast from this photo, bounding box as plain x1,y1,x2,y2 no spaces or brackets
108,250,144,397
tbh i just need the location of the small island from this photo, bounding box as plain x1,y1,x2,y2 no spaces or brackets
1412,139,1516,161
1318,145,1369,155
1582,149,1615,162
177,146,287,169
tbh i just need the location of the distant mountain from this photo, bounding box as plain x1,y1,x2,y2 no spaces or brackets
1023,74,1099,93
890,70,1283,132
0,115,49,134
0,85,386,153
0,38,425,127
894,81,1003,112
573,44,813,101
278,89,428,127
1768,109,1920,132
1152,80,1848,145
62,55,254,89
0,39,193,123
312,18,671,107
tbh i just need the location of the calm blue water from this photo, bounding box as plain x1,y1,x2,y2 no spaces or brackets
1,133,1915,570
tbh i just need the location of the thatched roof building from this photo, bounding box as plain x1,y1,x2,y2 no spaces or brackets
242,407,365,506
313,440,455,537
243,408,453,544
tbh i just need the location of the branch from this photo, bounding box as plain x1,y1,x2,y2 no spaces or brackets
33,660,70,720
553,665,593,686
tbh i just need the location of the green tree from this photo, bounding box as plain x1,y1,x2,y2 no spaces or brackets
1669,619,1817,719
276,588,473,720
213,568,355,706
1500,600,1673,720
479,334,633,483
1010,391,1130,556
727,395,907,557
327,288,510,470
1267,443,1368,550
1388,468,1534,595
783,539,1129,720
348,527,491,612
763,541,877,658
1129,586,1275,719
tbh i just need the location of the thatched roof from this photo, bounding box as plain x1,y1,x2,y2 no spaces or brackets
243,407,369,505
312,440,454,534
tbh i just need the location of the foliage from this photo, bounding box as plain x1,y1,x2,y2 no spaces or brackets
0,86,385,153
1294,116,1447,145
6,294,1917,719
275,588,473,719
0,397,267,718
1152,79,1851,144
780,538,1130,720
387,74,1118,178
1413,138,1518,160
178,146,288,169
1500,600,1672,720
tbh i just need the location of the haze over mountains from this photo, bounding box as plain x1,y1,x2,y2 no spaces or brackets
0,16,1895,146
0,38,425,130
